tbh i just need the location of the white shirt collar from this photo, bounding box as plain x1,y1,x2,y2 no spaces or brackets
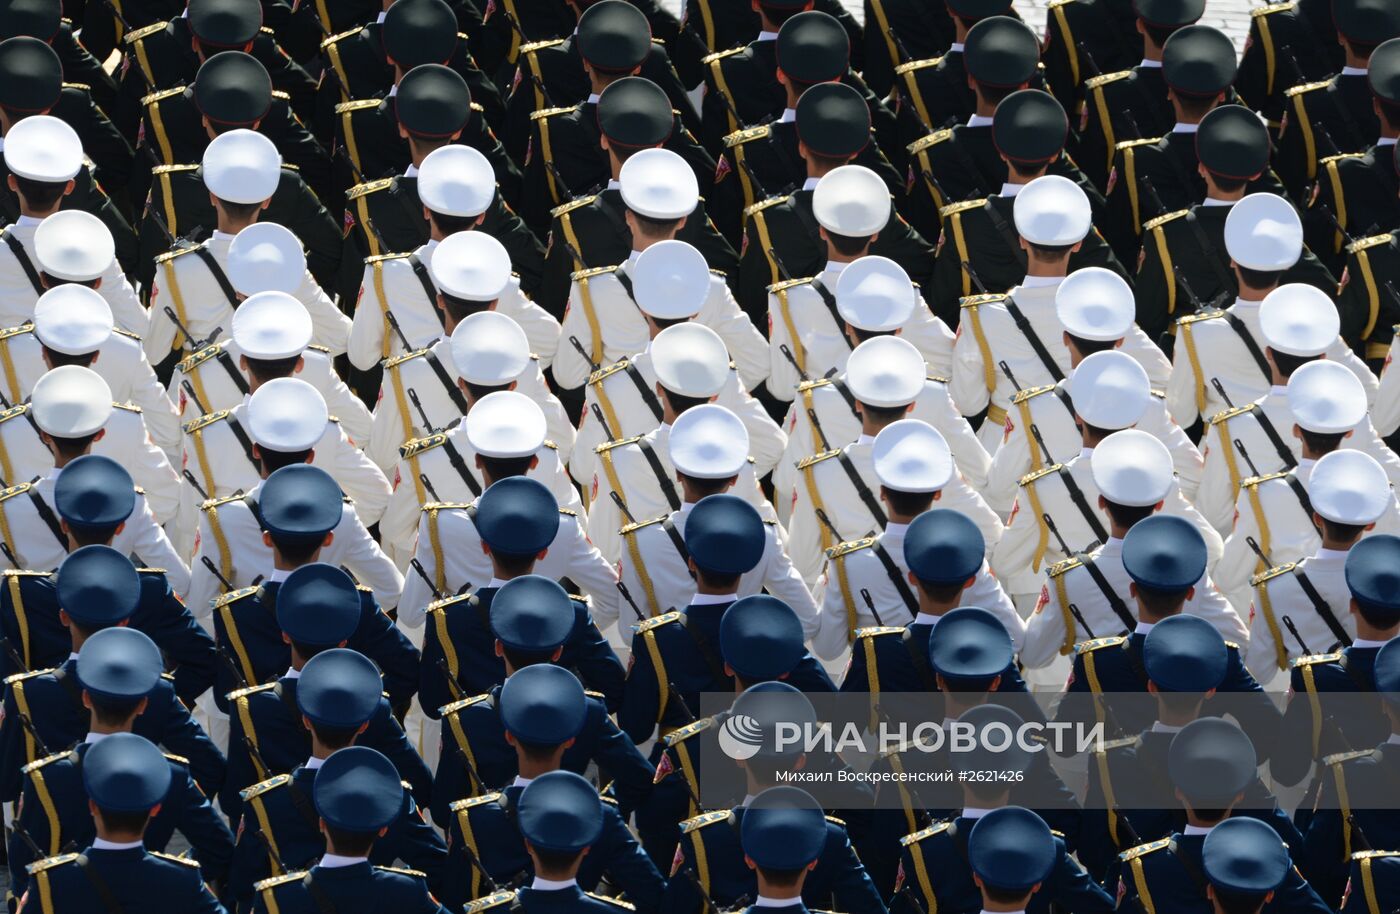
1353,639,1390,649
1341,66,1368,76
960,807,994,820
375,11,386,22
92,838,145,851
756,30,777,41
319,854,369,869
1138,58,1162,68
1201,197,1234,207
1172,122,1199,134
755,898,805,908
85,731,113,744
966,114,993,128
284,666,300,679
268,568,292,583
1311,547,1351,562
1183,824,1215,836
587,93,601,105
1020,275,1063,288
1387,733,1400,745
884,522,909,538
691,592,738,605
403,164,419,178
1268,385,1288,397
913,612,942,627
626,249,644,268
802,176,820,191
980,910,1024,914
487,577,511,589
823,260,850,275
1379,137,1398,147
855,434,876,446
68,652,79,661
512,775,533,789
1134,622,1155,635
1078,447,1094,460
948,42,964,53
387,84,397,98
606,178,621,191
210,229,237,241
305,756,326,770
1000,182,1025,198
531,877,579,891
16,215,42,227
1231,296,1263,309
778,108,796,124
1151,721,1184,734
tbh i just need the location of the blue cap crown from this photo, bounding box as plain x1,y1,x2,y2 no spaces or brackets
275,563,361,646
57,545,140,627
517,770,605,852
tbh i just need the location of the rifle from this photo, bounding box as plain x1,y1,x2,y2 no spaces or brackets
1281,615,1313,656
1068,603,1098,640
1233,438,1261,479
409,557,446,602
1029,422,1056,466
217,644,251,690
1042,510,1089,558
406,387,439,435
436,657,468,703
182,468,209,502
3,638,27,675
181,379,210,419
960,260,989,295
201,555,236,592
568,334,600,375
383,308,415,355
16,710,50,759
1172,264,1227,315
588,402,617,442
859,588,885,628
162,306,220,353
419,472,443,503
1211,377,1236,410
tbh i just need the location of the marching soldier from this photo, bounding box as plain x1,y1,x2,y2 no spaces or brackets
8,628,235,898
24,197,146,340
441,670,660,911
1235,0,1341,133
1274,0,1400,202
228,651,444,906
730,787,844,914
16,733,227,914
1114,719,1332,913
0,0,119,111
536,76,737,316
1335,142,1400,372
1017,355,1244,670
1052,514,1279,749
249,746,447,914
432,581,651,822
1039,0,1146,116
1193,287,1393,534
551,152,766,393
0,541,224,803
416,500,622,718
811,439,1016,662
1134,116,1336,342
928,89,1130,309
1213,819,1332,914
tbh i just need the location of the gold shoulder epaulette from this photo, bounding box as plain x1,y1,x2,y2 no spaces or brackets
112,402,141,416
0,482,34,504
399,433,447,459
1285,79,1331,97
2,569,48,577
334,98,380,114
588,358,632,385
1253,1,1296,17
551,194,598,218
182,409,230,434
796,377,832,393
176,343,224,374
1292,651,1343,667
585,893,636,910
663,717,713,746
21,750,70,774
638,611,681,633
723,125,771,148
347,178,393,199
907,128,953,156
422,501,474,512
960,293,1008,309
150,163,199,177
1047,0,1077,8
1119,838,1171,861
270,89,290,101
151,851,201,868
570,264,619,282
1077,636,1127,653
825,537,875,559
319,25,361,48
1095,736,1140,753
1321,152,1366,166
141,85,184,106
1019,464,1063,486
796,449,840,469
25,853,79,875
0,403,29,424
254,871,309,891
1352,849,1400,860
529,103,582,121
449,792,504,812
854,626,905,638
111,327,141,341
701,46,744,65
374,865,428,878
227,682,277,701
439,692,493,716
1347,233,1393,254
1012,384,1057,405
1242,471,1289,489
767,276,813,293
518,37,565,54
4,667,53,686
595,435,643,453
1144,209,1190,231
365,251,411,264
743,194,789,217
153,243,203,264
464,891,518,913
122,21,166,42
1114,136,1162,151
1177,308,1225,325
680,810,733,833
620,515,666,535
1322,748,1375,767
1047,556,1083,579
1086,70,1132,89
938,197,988,218
900,821,952,846
1208,404,1254,426
542,439,558,451
384,347,430,370
200,492,245,511
213,586,259,608
240,773,291,800
893,56,943,75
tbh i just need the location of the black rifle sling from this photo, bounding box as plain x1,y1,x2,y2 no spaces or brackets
192,246,240,308
1221,311,1273,383
835,450,887,530
869,540,918,616
406,252,446,330
1291,566,1354,649
1,230,43,295
1075,552,1135,633
73,855,124,914
637,438,681,512
1002,295,1066,383
1245,404,1298,471
424,349,472,415
1056,466,1108,547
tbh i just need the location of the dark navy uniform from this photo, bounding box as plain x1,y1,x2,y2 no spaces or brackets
461,886,638,914
1040,0,1143,115
1340,849,1400,914
20,845,226,914
1337,230,1400,369
1235,0,1341,133
1301,741,1400,905
1277,72,1384,203
253,862,448,914
1113,832,1332,914
1303,146,1399,275
680,0,863,82
1272,645,1394,787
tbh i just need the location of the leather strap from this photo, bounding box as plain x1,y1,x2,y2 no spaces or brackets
73,854,124,914
901,628,936,690
1284,472,1313,519
1245,404,1298,471
215,348,250,395
191,246,240,309
424,349,471,415
1057,465,1108,549
1,229,43,296
636,438,680,512
225,412,259,470
678,611,731,686
1076,552,1135,633
26,487,66,553
1292,565,1353,650
835,449,887,531
809,276,849,347
440,436,482,498
300,871,339,914
1182,209,1235,303
1221,311,1273,383
869,539,918,618
1003,295,1066,383
984,199,1028,270
407,252,446,330
624,361,664,423
661,513,690,569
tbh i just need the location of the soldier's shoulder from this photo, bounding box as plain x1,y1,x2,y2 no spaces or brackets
25,853,80,875
0,481,34,504
1011,383,1058,405
373,865,428,879
1241,471,1289,490
907,128,955,157
213,586,259,608
595,434,644,454
200,492,247,512
141,85,185,106
1047,555,1084,579
529,103,583,122
182,409,231,433
438,692,494,717
1252,0,1297,17
585,893,636,911
1322,748,1376,768
1094,735,1141,755
570,264,620,282
1292,651,1344,668
334,97,382,114
663,716,714,746
959,292,1008,309
723,125,771,148
228,682,279,702
744,194,790,218
1086,69,1134,89
796,448,840,470
701,46,746,65
825,536,876,560
1143,208,1191,231
550,194,599,218
1177,308,1226,326
319,24,363,49
767,276,814,293
4,667,54,686
1284,78,1332,98
938,197,989,218
620,515,667,536
254,871,309,891
900,820,953,846
123,20,168,43
347,178,395,200
1208,404,1255,426
854,625,906,639
1348,233,1394,254
464,891,520,913
1076,636,1127,654
240,773,292,800
638,611,682,633
1018,463,1064,486
383,346,431,370
21,749,72,774
150,851,202,868
680,809,734,833
399,432,448,459
153,241,205,265
1119,837,1172,861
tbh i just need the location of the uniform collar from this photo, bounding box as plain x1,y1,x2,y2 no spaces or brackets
778,108,796,124
1134,622,1155,635
1353,639,1390,649
960,806,993,819
1000,182,1025,197
268,568,292,583
884,522,909,538
1172,122,1199,133
487,577,510,589
1309,547,1351,563
1201,197,1234,207
512,775,533,789
1341,66,1368,76
607,178,621,191
1183,824,1214,836
1379,137,1398,147
802,177,820,191
1137,58,1162,68
823,260,851,276
92,838,144,851
531,877,578,891
16,215,42,227
403,164,419,178
1229,296,1263,311
1100,537,1124,554
387,84,397,98
1268,385,1288,397
305,756,326,770
1387,733,1400,745
375,11,386,22
587,93,601,105
756,30,777,41
691,592,738,605
1151,721,1184,734
320,854,369,868
948,42,964,53
627,249,644,268
755,898,806,908
965,114,993,128
1019,275,1063,288
855,434,876,446
210,229,237,241
913,612,942,627
85,731,113,744
1078,446,1094,460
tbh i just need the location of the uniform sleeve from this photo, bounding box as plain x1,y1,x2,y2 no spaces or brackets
397,512,436,631
927,387,991,493
966,562,1022,648
825,824,889,914
338,515,406,610
351,595,421,711
595,809,666,913
296,270,352,357
619,631,662,744
551,282,593,390
1190,575,1249,647
367,377,408,473
379,474,423,570
123,498,190,596
368,700,433,810
716,373,787,478
1119,326,1171,390
10,774,46,892
327,429,392,527
348,266,388,372
568,613,625,713
175,767,237,886
186,509,223,619
122,417,182,525
563,517,621,631
985,413,1032,517
761,529,818,639
395,796,449,893
1022,581,1068,670
703,278,770,392
317,365,374,449
124,352,182,455
950,321,992,416
765,289,802,402
1053,842,1116,913
1194,421,1241,537
1373,330,1400,438
160,693,228,799
1166,333,1204,427
99,267,150,337
813,565,856,662
592,713,655,818
144,274,181,364
497,286,562,370
902,307,956,380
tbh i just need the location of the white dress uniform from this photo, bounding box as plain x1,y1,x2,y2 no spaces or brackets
1022,536,1246,670
1373,325,1400,438
0,216,147,337
399,501,618,633
1241,449,1396,683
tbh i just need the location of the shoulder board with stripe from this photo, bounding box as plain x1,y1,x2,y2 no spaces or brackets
0,324,31,344
182,409,230,434
151,163,199,176
825,814,846,826
588,359,633,385
255,871,308,891
151,851,200,868
1076,636,1127,653
1323,748,1375,767
400,433,447,458
25,853,79,875
1086,70,1132,89
319,25,361,48
141,85,184,106
1144,209,1190,231
744,195,789,217
518,37,565,54
1012,384,1058,405
595,435,643,453
570,264,619,281
228,682,277,701
723,125,771,148
347,178,393,200
334,98,380,114
0,482,34,504
620,515,666,535
374,865,428,878
796,377,832,393
1119,838,1171,860
61,84,89,96
1242,471,1289,489
639,611,681,633
422,501,475,512
797,449,840,469
938,197,988,218
893,56,943,75
464,891,518,913
270,89,290,102
529,103,582,121
1114,137,1162,151
200,492,245,512
1348,233,1393,254
542,439,558,451
701,46,744,65
1285,79,1331,97
2,569,48,577
907,128,953,156
3,667,52,685
1321,151,1367,166
384,347,430,370
176,343,225,374
214,586,259,608
680,809,733,833
767,276,813,293
122,21,166,42
111,327,141,341
0,403,29,424
1352,849,1400,860
153,243,204,265
241,773,291,800
365,251,411,264
1047,556,1083,579
1047,0,1077,7
21,750,71,774
1208,404,1254,426
551,194,598,218
1019,464,1063,486
112,402,141,416
826,537,876,559
1177,309,1225,325
854,625,904,638
1292,651,1343,667
1252,1,1296,16
585,893,635,911
900,821,952,846
663,717,713,746
449,792,504,812
960,293,1007,309
1095,736,1140,753
438,692,493,716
